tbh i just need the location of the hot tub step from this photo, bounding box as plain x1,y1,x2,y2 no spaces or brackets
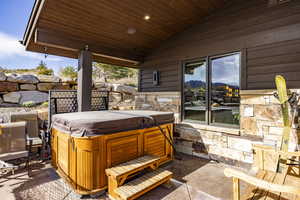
106,155,160,178
114,169,173,200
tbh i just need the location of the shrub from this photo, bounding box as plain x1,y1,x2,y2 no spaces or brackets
41,101,48,107
59,66,77,80
22,101,36,107
36,61,53,75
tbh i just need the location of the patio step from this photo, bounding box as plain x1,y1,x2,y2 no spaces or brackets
106,155,160,179
106,155,171,200
113,169,173,200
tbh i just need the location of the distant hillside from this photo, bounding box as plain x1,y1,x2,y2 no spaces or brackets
0,67,36,74
185,80,205,88
0,61,53,75
1,61,139,87
185,80,239,89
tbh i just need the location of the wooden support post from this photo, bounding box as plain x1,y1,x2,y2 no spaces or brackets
233,177,240,200
78,49,92,112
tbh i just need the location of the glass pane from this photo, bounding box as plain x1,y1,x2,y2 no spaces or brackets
184,61,207,122
211,54,240,126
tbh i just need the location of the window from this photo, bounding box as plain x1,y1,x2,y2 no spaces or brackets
183,60,207,122
183,53,240,127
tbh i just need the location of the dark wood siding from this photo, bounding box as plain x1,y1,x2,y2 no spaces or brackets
139,0,300,91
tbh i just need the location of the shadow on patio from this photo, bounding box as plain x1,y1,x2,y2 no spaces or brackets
0,153,247,200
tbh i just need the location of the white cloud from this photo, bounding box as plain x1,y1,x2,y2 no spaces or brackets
0,32,61,61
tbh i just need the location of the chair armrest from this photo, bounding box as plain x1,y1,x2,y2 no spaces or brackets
253,144,300,157
224,168,300,195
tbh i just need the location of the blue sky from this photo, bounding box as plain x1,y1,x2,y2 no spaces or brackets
0,0,77,74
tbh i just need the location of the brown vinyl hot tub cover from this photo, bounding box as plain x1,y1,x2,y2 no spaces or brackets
51,110,174,137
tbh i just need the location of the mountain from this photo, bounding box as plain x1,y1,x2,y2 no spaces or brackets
185,80,205,88
185,80,239,89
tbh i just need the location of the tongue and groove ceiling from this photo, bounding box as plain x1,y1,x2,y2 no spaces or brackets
23,0,227,67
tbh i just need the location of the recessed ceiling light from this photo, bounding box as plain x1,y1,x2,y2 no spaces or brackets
144,15,150,21
127,27,136,34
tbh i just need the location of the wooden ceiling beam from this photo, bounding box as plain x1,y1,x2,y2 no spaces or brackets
34,28,143,63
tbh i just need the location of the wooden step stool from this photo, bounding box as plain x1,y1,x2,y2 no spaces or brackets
106,155,173,200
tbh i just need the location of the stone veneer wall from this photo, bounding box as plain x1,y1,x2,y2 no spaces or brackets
135,90,300,168
0,72,137,109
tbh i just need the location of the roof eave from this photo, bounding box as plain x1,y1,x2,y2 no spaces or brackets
22,0,45,47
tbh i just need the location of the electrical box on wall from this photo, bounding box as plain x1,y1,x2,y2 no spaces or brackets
153,70,160,86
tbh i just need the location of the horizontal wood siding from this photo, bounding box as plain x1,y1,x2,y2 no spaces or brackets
139,61,181,92
139,0,300,91
247,39,300,89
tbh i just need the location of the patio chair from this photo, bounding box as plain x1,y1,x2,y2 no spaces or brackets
0,121,31,175
225,75,300,199
9,112,45,159
224,144,300,199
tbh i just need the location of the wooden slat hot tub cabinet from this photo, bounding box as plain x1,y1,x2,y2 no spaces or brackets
51,123,173,195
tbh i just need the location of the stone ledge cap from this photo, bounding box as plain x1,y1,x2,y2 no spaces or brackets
241,89,300,95
178,121,240,135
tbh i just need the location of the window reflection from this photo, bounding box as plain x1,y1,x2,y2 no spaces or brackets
184,61,207,122
211,54,240,125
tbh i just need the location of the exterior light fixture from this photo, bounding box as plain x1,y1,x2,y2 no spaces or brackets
144,15,150,21
127,27,136,34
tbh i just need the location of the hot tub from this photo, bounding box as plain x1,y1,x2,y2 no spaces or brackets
51,110,174,195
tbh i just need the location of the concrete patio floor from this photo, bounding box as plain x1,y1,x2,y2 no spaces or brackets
0,153,248,200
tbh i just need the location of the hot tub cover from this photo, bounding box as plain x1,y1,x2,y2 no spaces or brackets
51,110,174,137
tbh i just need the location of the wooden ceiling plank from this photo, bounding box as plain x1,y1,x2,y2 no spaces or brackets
41,3,164,48
94,1,177,39
25,0,228,63
28,42,139,67
38,18,154,51
35,28,143,62
51,0,170,40
97,0,180,33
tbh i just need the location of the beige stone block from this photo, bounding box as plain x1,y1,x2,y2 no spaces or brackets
37,83,56,91
240,117,257,135
241,95,268,105
256,120,283,129
264,135,281,148
227,136,253,153
268,126,283,135
176,127,201,141
54,83,71,90
262,125,269,132
20,84,36,90
254,105,281,121
243,152,254,164
209,146,244,161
